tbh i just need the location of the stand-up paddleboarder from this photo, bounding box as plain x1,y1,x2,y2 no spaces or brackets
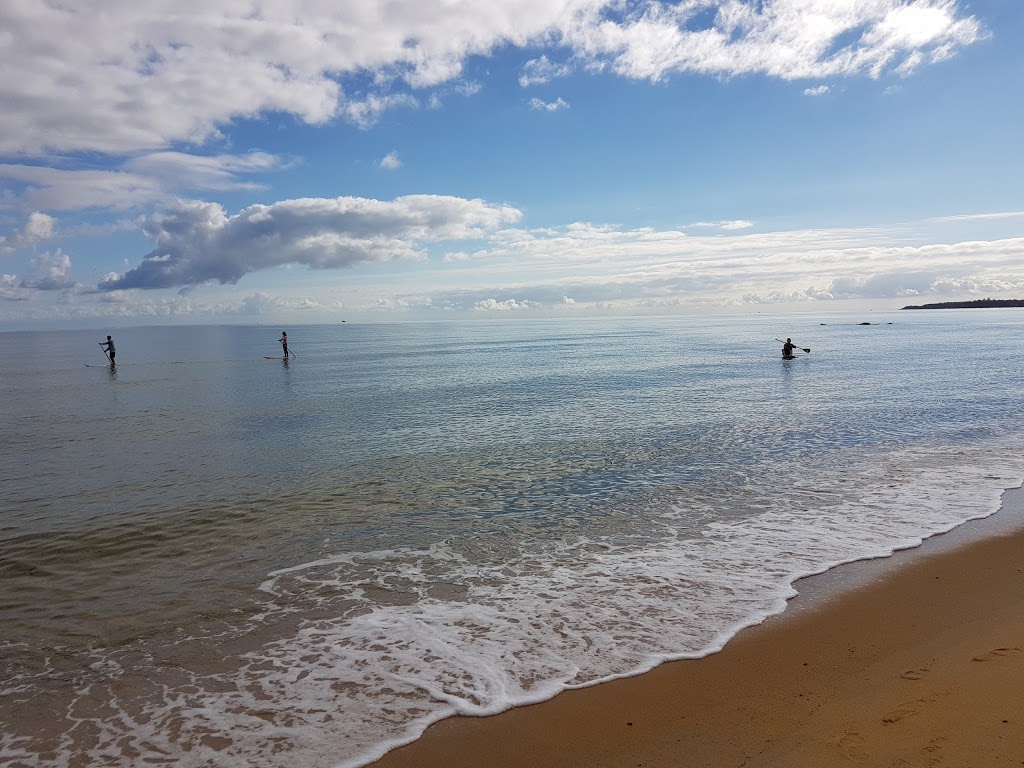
99,335,116,366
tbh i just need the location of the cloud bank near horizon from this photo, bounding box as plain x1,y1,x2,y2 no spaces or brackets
4,200,1023,323
2,0,982,157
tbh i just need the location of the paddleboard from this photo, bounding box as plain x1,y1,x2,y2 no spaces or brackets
264,356,292,360
85,364,116,367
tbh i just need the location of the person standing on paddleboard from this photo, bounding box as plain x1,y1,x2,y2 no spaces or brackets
278,331,289,358
100,335,116,365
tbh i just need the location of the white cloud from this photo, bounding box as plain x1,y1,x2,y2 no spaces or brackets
1,1,983,157
871,5,958,48
685,220,753,230
928,211,1024,223
239,291,323,315
0,164,165,212
100,195,523,290
340,94,419,130
396,222,1024,312
568,0,981,83
21,249,76,290
810,270,1024,300
0,274,28,301
378,151,402,170
425,80,482,110
519,55,574,87
473,297,537,311
455,81,483,97
822,271,938,298
803,85,831,96
528,97,570,112
0,152,284,212
0,212,55,253
6,213,1024,318
123,151,285,190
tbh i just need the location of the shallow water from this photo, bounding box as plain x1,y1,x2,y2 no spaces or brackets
2,311,1024,767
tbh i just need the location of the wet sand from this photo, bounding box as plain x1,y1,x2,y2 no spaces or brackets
370,487,1024,768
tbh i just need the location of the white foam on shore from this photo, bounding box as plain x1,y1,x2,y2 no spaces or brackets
6,442,1019,768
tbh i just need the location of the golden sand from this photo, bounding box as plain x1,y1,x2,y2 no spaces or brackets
371,490,1024,768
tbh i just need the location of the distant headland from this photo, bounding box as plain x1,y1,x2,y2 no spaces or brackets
901,298,1024,310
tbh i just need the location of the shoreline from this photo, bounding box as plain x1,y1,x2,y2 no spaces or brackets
368,486,1024,767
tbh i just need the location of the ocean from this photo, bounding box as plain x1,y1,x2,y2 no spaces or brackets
2,311,1023,767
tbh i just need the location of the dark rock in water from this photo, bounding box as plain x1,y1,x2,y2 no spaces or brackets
858,322,872,325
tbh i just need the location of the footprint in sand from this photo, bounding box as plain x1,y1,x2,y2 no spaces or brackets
923,735,947,755
900,667,929,680
880,693,951,726
882,699,925,724
838,731,868,762
971,647,1022,662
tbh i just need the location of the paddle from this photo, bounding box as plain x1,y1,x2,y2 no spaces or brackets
775,338,811,353
98,342,112,364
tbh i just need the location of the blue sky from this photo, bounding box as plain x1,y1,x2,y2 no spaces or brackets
1,0,1023,328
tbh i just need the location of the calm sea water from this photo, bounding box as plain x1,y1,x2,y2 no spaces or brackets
2,312,1024,767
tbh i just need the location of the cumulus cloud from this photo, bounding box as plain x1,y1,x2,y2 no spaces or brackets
473,298,537,311
803,85,831,96
0,245,76,301
0,274,28,301
378,151,402,170
1,1,983,157
100,195,523,290
21,249,76,290
0,212,55,253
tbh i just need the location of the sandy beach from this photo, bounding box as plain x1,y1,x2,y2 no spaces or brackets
371,487,1024,768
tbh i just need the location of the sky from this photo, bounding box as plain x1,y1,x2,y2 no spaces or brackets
2,0,1023,328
